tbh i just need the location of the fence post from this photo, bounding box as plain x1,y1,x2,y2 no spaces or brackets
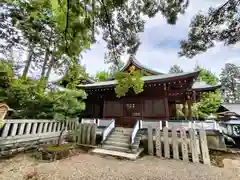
188,121,192,129
165,121,168,128
159,121,162,130
189,129,199,163
199,129,211,165
155,127,162,157
78,123,82,144
148,126,154,155
19,122,25,135
2,122,10,137
213,121,217,130
172,127,179,160
81,124,87,144
10,122,18,136
163,127,170,158
193,121,196,129
139,120,143,129
91,124,96,145
180,129,189,161
37,122,43,134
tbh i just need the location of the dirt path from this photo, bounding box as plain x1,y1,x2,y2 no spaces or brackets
0,153,240,180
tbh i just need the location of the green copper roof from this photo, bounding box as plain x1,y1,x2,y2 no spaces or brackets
80,71,200,88
221,103,240,116
192,81,221,91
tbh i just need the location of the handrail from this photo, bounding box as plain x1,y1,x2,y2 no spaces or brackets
81,118,96,124
130,120,140,145
101,119,115,143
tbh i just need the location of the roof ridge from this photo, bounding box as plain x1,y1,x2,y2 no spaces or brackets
120,56,164,75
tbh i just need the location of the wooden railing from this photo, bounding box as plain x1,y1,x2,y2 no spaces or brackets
81,118,115,128
102,119,115,142
0,119,78,150
141,120,220,131
81,118,97,124
130,120,140,145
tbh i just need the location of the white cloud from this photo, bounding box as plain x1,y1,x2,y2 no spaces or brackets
82,0,240,77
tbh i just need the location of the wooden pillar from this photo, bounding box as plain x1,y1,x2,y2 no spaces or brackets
164,83,169,121
187,100,193,121
183,101,187,120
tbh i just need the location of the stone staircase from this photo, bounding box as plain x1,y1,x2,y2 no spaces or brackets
92,127,143,160
101,127,141,153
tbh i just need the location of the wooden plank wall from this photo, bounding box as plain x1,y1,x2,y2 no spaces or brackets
147,126,211,165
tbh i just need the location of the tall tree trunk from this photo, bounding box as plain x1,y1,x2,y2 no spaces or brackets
40,48,50,78
45,55,55,82
22,46,34,79
41,29,53,78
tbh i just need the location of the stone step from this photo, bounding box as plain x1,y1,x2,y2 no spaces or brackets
102,144,130,152
115,127,133,131
110,133,130,137
115,128,133,133
91,148,144,160
107,137,130,143
105,140,130,148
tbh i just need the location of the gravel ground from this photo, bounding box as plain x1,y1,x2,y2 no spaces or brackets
0,153,240,180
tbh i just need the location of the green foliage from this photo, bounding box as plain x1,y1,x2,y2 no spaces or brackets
194,66,221,119
95,71,111,82
115,68,144,98
220,63,240,103
49,90,86,121
60,63,88,89
198,68,218,85
0,58,86,120
179,0,240,58
197,92,221,118
168,64,184,74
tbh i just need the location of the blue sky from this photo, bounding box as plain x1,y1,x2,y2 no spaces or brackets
80,0,240,77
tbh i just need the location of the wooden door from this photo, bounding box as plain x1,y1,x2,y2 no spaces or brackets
123,99,142,127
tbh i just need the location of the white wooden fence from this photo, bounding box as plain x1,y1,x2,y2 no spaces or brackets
148,126,210,165
141,120,220,131
0,119,78,156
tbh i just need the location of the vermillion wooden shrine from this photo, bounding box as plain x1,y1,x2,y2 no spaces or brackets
58,56,221,127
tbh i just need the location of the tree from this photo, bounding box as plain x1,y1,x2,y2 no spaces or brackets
169,64,183,74
199,68,218,85
195,67,221,119
115,65,144,97
179,0,240,58
49,90,86,145
95,71,111,82
108,59,125,77
51,0,190,70
220,63,240,103
1,0,191,98
197,92,221,119
1,0,92,82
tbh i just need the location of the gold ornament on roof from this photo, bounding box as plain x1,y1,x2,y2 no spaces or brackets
129,65,135,73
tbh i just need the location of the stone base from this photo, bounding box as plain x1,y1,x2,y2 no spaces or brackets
91,148,144,160
38,144,75,161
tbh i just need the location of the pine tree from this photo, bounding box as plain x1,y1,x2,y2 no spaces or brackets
168,64,184,74
180,0,240,58
220,63,240,103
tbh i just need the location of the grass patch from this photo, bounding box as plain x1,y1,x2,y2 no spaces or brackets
45,143,73,152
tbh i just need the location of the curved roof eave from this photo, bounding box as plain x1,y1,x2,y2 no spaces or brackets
79,71,200,89
120,56,164,75
192,81,221,91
